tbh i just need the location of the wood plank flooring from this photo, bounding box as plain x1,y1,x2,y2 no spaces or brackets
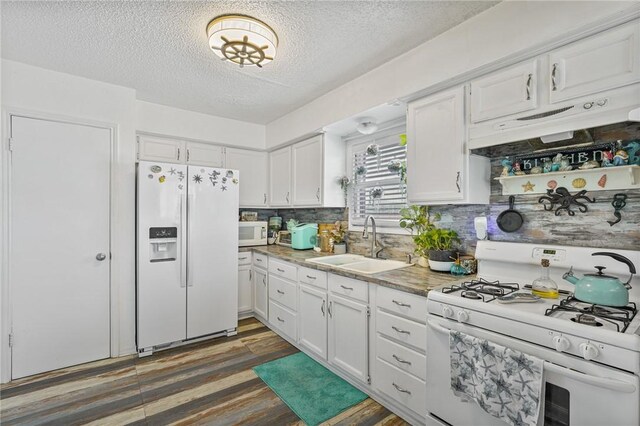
1,318,409,426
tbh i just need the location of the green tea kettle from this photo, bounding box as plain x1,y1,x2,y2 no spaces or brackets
562,252,636,307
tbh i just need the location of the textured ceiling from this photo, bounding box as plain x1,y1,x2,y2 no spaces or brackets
1,1,498,124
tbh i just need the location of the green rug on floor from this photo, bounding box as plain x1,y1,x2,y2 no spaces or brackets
253,352,368,426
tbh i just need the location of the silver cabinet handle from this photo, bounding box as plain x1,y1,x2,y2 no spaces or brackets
321,299,325,316
306,275,317,280
526,73,532,100
249,270,253,280
262,276,266,285
186,148,190,162
392,300,411,308
239,256,248,260
256,258,263,262
551,63,558,91
277,316,284,322
277,289,285,295
392,354,412,365
286,191,290,203
96,253,107,261
328,301,333,317
264,193,267,205
393,383,412,394
177,147,181,161
316,187,320,202
455,171,461,193
340,285,353,290
277,268,285,273
392,326,410,335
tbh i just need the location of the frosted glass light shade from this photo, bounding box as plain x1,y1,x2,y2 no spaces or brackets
207,15,278,68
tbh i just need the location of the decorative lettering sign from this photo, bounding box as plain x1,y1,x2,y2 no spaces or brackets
515,142,617,171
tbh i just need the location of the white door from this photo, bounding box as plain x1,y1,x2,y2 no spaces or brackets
299,284,328,360
138,135,184,163
548,21,640,104
253,268,268,319
238,265,253,315
10,116,111,379
186,142,224,167
328,294,369,383
292,136,323,206
470,60,538,123
186,166,239,339
225,148,268,207
407,87,465,203
269,146,291,207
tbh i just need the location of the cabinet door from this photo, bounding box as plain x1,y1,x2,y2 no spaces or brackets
328,294,369,383
299,284,328,360
253,268,268,320
269,146,292,206
292,135,323,206
407,87,465,203
138,136,184,163
225,148,268,207
470,60,538,123
238,265,253,315
549,22,640,104
186,142,224,167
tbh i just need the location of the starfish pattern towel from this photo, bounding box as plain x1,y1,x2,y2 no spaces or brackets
450,330,543,426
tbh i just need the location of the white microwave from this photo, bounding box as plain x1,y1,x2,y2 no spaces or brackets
238,221,268,247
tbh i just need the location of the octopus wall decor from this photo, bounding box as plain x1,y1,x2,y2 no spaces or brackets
538,187,595,216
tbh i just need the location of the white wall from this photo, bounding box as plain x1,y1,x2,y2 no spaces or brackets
136,101,265,149
266,1,638,148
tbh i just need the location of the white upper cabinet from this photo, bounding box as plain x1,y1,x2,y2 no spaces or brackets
186,142,224,168
548,21,640,104
292,135,323,206
407,86,490,204
225,148,268,207
137,136,185,163
269,146,292,207
470,59,538,123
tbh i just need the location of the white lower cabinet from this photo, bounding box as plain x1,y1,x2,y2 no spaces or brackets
328,292,369,383
298,283,328,359
268,259,299,342
253,267,268,320
375,358,427,416
269,300,297,342
238,252,253,317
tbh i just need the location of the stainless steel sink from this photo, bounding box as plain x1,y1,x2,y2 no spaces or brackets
306,254,412,274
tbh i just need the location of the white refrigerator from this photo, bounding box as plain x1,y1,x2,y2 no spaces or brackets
136,161,239,354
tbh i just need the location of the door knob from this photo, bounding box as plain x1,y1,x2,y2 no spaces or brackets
96,253,107,261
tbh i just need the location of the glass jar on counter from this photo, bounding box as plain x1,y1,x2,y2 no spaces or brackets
319,230,332,253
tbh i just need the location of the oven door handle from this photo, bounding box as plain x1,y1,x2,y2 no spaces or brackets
543,362,636,393
427,320,637,394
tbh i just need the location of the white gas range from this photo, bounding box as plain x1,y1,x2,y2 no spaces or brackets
426,241,640,426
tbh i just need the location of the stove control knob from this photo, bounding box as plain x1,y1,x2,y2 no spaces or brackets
580,342,599,360
553,336,570,352
457,310,469,323
442,306,454,318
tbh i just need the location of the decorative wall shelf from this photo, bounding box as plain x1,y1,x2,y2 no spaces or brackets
495,165,640,195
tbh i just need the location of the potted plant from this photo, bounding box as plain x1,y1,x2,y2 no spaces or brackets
331,220,347,254
400,205,460,270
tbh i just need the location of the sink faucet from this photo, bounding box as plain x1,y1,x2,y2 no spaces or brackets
362,215,384,258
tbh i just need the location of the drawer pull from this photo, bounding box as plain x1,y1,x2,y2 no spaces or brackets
239,256,248,260
306,275,317,280
277,316,284,322
392,383,412,395
340,285,354,290
277,289,285,295
321,300,325,316
392,354,412,365
392,326,410,335
256,258,263,262
328,301,333,317
277,268,285,273
392,300,411,308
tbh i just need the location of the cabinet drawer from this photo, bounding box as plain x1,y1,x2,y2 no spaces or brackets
269,300,297,342
253,252,268,268
376,335,426,381
375,358,426,416
298,266,327,289
376,310,426,351
268,275,297,311
269,259,297,282
329,274,368,303
238,252,252,266
377,286,427,323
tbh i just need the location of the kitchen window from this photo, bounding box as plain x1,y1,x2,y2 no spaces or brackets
346,124,407,229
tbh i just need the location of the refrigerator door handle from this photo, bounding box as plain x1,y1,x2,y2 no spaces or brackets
180,193,187,288
186,193,195,287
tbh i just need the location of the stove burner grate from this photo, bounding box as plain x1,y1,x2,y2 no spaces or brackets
545,297,637,333
442,278,520,303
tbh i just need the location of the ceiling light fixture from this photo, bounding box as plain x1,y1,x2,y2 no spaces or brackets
207,15,278,68
356,118,378,135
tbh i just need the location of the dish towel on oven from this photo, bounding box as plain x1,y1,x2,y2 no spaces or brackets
450,330,543,426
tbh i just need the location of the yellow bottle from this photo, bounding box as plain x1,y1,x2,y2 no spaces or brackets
531,259,559,299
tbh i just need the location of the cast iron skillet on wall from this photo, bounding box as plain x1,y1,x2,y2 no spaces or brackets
497,196,524,232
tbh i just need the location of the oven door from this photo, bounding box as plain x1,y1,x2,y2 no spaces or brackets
426,316,639,426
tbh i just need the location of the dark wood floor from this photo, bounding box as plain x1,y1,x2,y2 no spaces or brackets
0,318,408,425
